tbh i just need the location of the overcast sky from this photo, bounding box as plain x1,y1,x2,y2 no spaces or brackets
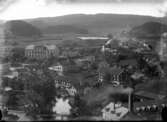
0,0,166,20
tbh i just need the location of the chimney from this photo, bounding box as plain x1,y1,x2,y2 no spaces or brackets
128,92,134,113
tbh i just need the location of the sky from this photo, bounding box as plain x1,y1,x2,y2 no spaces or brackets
0,0,166,20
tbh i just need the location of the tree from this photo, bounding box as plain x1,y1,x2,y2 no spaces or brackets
3,47,26,64
2,65,57,120
23,68,56,117
107,33,113,39
70,95,92,118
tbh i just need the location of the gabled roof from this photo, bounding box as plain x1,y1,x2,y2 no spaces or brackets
109,67,124,76
133,100,158,108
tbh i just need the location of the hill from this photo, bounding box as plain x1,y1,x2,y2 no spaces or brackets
4,20,42,38
3,14,167,44
25,14,166,35
129,21,167,38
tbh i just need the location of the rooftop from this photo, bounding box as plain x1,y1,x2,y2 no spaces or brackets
45,45,58,50
25,45,35,50
25,44,58,50
99,67,124,76
119,59,138,67
134,90,166,100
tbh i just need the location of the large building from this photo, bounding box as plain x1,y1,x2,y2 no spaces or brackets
0,46,14,58
98,66,129,87
25,44,59,59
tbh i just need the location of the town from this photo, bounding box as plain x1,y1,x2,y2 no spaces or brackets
1,31,167,121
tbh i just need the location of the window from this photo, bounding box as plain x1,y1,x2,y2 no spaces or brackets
105,107,110,112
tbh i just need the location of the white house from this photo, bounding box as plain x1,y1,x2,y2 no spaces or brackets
3,71,19,79
53,98,71,120
102,102,129,121
48,63,63,75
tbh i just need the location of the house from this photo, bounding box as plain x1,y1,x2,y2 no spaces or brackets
48,63,63,75
74,56,95,69
9,65,25,71
110,67,129,86
25,44,59,59
98,67,129,86
131,72,144,80
54,76,78,96
75,56,95,64
53,97,71,120
98,66,112,83
3,71,19,79
3,46,13,57
82,56,95,63
64,65,81,73
132,99,167,113
97,61,110,83
101,102,129,121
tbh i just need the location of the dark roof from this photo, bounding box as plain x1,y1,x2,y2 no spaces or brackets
134,90,166,100
99,67,124,76
109,67,124,76
133,100,159,108
119,59,138,66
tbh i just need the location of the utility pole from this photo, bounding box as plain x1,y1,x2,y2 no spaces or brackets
128,90,134,113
